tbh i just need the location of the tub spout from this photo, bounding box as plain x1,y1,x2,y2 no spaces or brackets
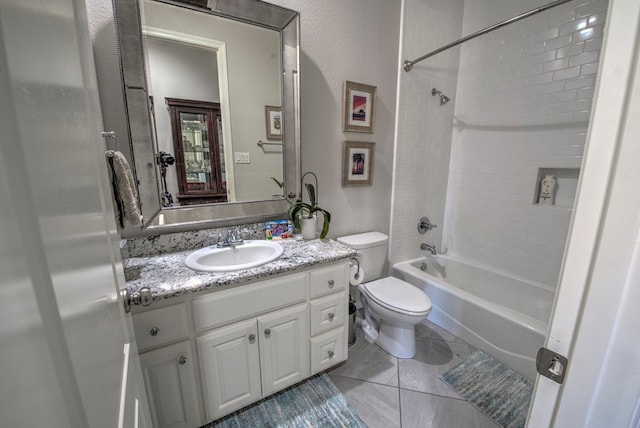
420,243,437,255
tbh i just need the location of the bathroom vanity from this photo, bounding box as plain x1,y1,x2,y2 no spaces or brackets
124,239,356,427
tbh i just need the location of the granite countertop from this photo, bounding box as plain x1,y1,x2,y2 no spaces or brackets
124,238,358,303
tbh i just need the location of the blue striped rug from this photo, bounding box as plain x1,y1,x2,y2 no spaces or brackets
207,373,367,428
441,350,533,428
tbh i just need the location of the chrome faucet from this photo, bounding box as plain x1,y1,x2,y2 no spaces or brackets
216,228,245,248
420,243,437,255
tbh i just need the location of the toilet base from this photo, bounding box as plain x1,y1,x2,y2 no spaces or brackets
377,322,417,359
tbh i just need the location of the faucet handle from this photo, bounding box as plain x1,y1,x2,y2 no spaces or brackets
418,217,437,234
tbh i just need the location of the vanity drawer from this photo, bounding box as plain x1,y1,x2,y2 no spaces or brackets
193,272,308,332
309,263,349,299
133,303,190,351
309,291,346,336
310,327,346,374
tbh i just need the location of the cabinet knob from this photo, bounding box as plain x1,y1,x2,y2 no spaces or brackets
149,327,160,336
328,313,335,321
178,356,187,365
328,279,335,288
264,328,271,338
248,333,256,344
328,350,335,358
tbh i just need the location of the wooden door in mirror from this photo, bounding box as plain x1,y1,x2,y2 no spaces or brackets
167,98,228,206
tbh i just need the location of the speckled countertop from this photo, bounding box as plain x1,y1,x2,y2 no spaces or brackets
124,239,357,303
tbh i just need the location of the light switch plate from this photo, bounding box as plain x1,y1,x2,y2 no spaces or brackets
234,152,250,164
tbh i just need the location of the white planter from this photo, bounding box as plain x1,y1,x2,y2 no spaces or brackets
300,215,317,240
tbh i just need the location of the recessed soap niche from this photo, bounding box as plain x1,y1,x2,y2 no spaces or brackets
533,167,580,208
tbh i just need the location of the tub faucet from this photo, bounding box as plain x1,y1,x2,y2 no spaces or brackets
420,243,437,255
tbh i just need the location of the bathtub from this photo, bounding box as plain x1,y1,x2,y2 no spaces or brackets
393,256,555,380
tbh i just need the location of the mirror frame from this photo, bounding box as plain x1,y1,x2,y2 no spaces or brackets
113,0,300,236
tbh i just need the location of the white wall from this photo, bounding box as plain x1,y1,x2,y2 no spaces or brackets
267,0,401,239
389,0,464,266
444,0,607,286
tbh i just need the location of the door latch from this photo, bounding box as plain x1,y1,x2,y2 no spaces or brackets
121,287,152,313
536,347,568,384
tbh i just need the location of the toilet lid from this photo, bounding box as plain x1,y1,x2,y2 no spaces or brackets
362,277,431,315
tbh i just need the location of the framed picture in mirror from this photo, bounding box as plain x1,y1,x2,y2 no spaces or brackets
343,81,376,133
342,141,375,186
265,106,282,140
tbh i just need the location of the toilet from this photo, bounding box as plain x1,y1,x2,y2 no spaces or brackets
337,232,432,358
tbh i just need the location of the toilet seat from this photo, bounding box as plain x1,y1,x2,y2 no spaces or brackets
361,277,431,315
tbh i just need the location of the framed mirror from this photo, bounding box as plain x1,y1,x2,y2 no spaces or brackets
113,0,300,236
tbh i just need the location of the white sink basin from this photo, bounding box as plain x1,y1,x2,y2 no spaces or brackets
184,240,284,272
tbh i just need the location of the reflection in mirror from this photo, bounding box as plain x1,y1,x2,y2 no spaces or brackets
113,0,300,235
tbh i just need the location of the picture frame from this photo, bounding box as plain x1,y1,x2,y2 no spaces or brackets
342,141,375,186
342,81,377,133
265,105,282,140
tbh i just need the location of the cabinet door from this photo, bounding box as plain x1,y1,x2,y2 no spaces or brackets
258,303,310,396
197,319,261,421
139,341,202,428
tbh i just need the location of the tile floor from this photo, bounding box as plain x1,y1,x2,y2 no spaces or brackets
328,319,499,428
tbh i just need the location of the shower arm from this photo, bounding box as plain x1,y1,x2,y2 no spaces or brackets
403,0,574,72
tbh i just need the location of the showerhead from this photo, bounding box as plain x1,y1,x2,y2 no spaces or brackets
431,87,451,106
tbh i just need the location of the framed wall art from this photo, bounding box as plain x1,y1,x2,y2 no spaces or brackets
265,105,282,140
342,141,375,186
342,81,376,133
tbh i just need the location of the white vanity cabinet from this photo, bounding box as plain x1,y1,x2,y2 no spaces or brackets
130,260,350,426
139,341,202,428
197,303,309,420
309,264,349,373
133,304,203,428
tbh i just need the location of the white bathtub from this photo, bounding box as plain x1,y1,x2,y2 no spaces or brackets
393,256,555,380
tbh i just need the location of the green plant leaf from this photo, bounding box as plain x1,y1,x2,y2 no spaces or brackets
311,208,331,239
305,183,317,207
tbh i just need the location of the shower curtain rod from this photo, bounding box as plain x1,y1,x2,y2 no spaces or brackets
403,0,574,72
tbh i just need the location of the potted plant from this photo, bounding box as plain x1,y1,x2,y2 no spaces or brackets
287,182,331,239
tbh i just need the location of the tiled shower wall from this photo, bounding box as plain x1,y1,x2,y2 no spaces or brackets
389,0,464,267
444,0,608,286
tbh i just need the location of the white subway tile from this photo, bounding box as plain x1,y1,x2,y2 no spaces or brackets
543,57,569,72
548,10,577,28
545,34,572,51
569,51,599,67
580,62,599,76
559,18,588,36
532,50,557,65
535,27,560,43
540,81,565,94
565,76,594,89
553,66,581,81
557,42,584,59
576,0,608,18
576,86,595,100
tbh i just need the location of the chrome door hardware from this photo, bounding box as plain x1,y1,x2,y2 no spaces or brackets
264,328,271,338
536,347,568,384
328,313,335,321
149,327,160,336
248,334,256,344
418,217,437,234
121,287,152,313
178,356,187,365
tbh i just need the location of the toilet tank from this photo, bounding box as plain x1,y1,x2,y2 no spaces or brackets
336,231,388,282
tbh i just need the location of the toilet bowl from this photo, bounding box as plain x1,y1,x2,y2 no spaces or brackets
358,277,431,358
336,231,432,359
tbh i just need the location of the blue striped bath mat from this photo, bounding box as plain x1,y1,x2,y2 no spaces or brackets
441,350,533,428
207,373,367,428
